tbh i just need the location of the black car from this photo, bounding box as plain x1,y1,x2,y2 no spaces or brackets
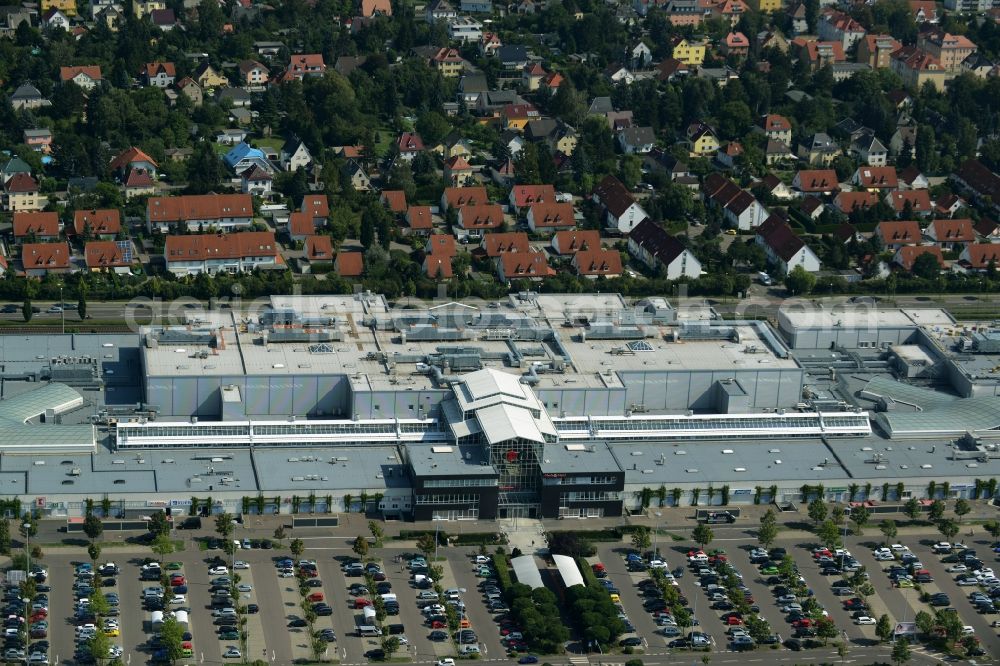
765,576,782,586
784,639,802,651
207,538,220,549
316,629,336,642
769,548,787,559
644,599,667,612
712,601,734,610
930,595,951,606
364,649,385,660
315,607,333,617
288,618,308,628
758,635,780,645
428,630,448,641
619,637,642,647
386,624,405,635
668,638,690,648
247,604,259,614
642,588,661,598
376,582,392,594
305,579,323,588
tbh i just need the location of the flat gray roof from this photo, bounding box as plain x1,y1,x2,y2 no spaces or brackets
540,441,621,475
406,443,494,477
254,446,408,491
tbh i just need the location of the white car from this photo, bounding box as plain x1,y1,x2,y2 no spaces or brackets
437,660,456,666
781,603,802,613
223,647,242,659
974,568,995,577
278,570,294,578
474,555,490,565
209,566,229,576
397,636,409,645
947,564,969,573
650,559,670,569
169,595,186,605
422,604,446,615
237,584,252,593
854,617,876,625
890,544,908,552
234,561,250,570
957,577,980,586
962,626,975,636
141,562,160,571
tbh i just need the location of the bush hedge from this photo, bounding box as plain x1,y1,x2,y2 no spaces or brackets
493,553,512,591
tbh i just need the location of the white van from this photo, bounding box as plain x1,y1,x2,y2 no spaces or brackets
357,625,382,637
380,593,397,603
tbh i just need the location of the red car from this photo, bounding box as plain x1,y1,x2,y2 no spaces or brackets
725,616,743,625
793,619,812,628
299,569,318,578
431,620,446,629
170,576,186,586
353,599,372,609
308,593,324,602
812,549,832,559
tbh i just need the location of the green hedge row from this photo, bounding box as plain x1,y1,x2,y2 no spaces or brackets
576,557,602,589
548,526,642,543
452,532,506,546
493,553,512,592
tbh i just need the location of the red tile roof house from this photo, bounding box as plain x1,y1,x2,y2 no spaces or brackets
508,184,555,215
875,220,922,250
526,202,575,234
959,243,1000,272
924,218,976,250
288,212,317,242
165,231,284,275
380,190,408,215
440,186,489,212
22,242,73,277
301,194,329,225
423,254,454,279
885,189,933,217
851,166,899,191
334,251,364,277
73,209,121,239
552,230,601,255
397,206,430,236
456,203,504,239
426,233,457,258
275,54,327,82
84,240,133,273
894,245,945,272
146,193,254,233
482,232,530,258
13,211,60,242
496,251,554,282
301,235,334,273
571,248,622,278
792,169,840,195
396,132,425,162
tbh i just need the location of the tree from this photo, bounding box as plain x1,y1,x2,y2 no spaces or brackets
879,519,898,544
0,519,10,555
151,533,174,562
83,514,103,543
815,616,838,645
368,520,384,548
954,498,971,522
817,519,842,549
911,251,941,279
758,509,778,549
214,512,235,541
88,542,101,565
785,264,816,295
807,498,828,524
928,499,946,521
984,520,1000,538
352,535,369,559
876,614,893,643
416,533,437,558
891,638,911,666
914,610,934,636
380,635,400,659
88,627,112,664
903,497,920,520
159,616,185,663
850,505,870,536
936,518,959,541
22,299,31,323
290,538,305,562
78,294,87,321
147,510,170,538
692,524,714,549
831,506,846,526
631,526,651,552
273,526,286,546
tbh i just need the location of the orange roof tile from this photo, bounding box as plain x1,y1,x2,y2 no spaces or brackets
22,242,71,269
13,211,59,238
73,209,121,236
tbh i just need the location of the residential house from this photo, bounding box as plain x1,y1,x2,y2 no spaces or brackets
109,146,158,180
617,126,656,154
165,232,283,276
918,28,977,71
444,155,474,187
656,58,690,82
910,0,937,22
456,203,504,237
925,218,976,249
962,51,994,77
73,209,121,239
483,232,529,258
572,248,623,278
301,236,334,273
216,131,248,148
710,0,748,26
717,142,743,168
722,31,750,57
23,129,53,154
223,143,274,176
287,213,315,242
457,72,489,105
975,218,1000,241
890,126,918,159
460,0,491,11
959,243,1000,271
891,46,947,92
123,169,155,200
434,131,474,160
238,60,270,87
479,32,502,56
143,62,175,87
426,233,457,259
148,7,176,29
448,16,483,44
788,1,808,34
381,191,408,215
132,0,163,18
396,132,425,161
758,29,789,52
850,133,889,167
41,0,76,16
665,0,702,25
22,242,72,277
424,254,454,279
797,133,842,166
552,230,601,255
240,165,273,196
818,11,867,50
876,220,922,250
592,175,648,234
852,166,899,191
360,0,392,15
334,251,364,277
952,159,1000,215
894,245,945,271
496,251,553,282
754,173,794,201
4,173,40,212
702,172,770,230
793,39,846,69
858,34,901,69
276,54,327,83
671,37,706,66
792,169,840,196
526,202,575,234
335,56,368,77
342,160,372,191
84,240,132,273
755,214,821,273
13,211,60,242
497,45,530,73
525,119,578,156
146,193,254,233
425,0,457,22
41,8,70,30
176,77,203,106
59,65,102,90
833,191,879,215
686,122,720,157
301,195,329,226
898,166,929,191
427,47,465,77
757,114,793,145
441,186,488,212
627,218,702,279
10,84,50,111
799,196,825,220
503,103,540,130
280,138,312,172
628,41,653,69
764,140,795,165
603,63,634,85
540,72,564,96
406,206,434,234
193,62,228,89
886,190,933,217
935,192,964,217
522,62,547,90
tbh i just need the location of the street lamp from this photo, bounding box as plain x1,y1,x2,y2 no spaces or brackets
432,515,444,561
653,511,662,558
21,596,29,666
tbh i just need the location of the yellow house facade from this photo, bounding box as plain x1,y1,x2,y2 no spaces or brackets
688,130,720,157
672,39,706,66
750,0,781,12
41,0,77,16
133,0,165,18
196,65,230,89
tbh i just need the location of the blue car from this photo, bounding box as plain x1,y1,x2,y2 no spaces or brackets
277,558,294,568
518,657,538,664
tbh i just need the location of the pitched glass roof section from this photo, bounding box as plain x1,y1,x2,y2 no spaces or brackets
863,376,1000,437
0,383,95,452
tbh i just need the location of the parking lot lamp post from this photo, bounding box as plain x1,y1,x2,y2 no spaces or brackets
21,596,29,666
653,511,662,558
58,284,64,335
433,515,443,561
